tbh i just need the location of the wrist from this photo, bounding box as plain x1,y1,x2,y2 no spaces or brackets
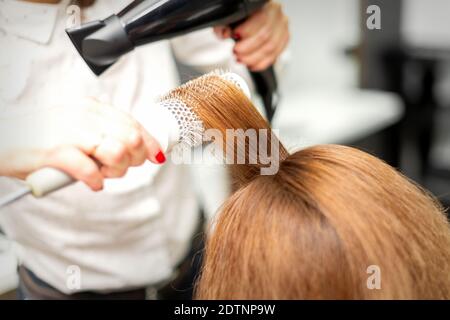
0,148,45,180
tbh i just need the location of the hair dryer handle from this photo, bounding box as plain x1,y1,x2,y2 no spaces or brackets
230,18,278,123
249,66,278,123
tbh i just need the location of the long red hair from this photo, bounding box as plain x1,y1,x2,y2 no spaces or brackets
169,74,450,299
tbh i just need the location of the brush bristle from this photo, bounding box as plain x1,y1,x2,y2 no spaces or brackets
159,71,250,148
158,98,204,148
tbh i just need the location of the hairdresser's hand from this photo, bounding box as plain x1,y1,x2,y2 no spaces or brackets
0,98,165,191
214,1,289,71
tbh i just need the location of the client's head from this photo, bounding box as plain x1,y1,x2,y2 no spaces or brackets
196,144,450,299
170,73,450,299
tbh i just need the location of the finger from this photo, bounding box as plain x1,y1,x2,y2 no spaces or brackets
233,7,267,39
45,146,103,191
213,26,224,38
88,100,164,165
233,25,271,56
93,104,148,164
59,113,102,156
104,124,145,167
236,22,287,69
99,110,140,144
222,26,232,39
93,137,131,174
213,26,231,39
139,128,166,164
249,55,275,72
100,165,128,179
125,129,147,167
250,31,289,71
236,38,276,69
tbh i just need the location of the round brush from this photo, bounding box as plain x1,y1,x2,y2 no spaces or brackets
0,72,251,206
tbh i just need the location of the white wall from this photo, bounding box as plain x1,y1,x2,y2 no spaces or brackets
401,0,450,48
280,0,360,90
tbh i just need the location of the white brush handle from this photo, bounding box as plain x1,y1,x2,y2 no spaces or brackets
25,168,75,197
22,73,251,198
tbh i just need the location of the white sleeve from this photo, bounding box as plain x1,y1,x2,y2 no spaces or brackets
170,28,253,88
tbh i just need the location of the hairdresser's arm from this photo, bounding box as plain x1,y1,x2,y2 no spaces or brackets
214,1,290,71
0,98,164,191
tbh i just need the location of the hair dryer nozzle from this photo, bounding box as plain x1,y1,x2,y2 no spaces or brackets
66,15,134,76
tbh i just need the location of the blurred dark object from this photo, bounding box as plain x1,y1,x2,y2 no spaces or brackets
359,0,403,91
353,0,450,209
0,290,16,300
382,46,450,208
249,67,278,123
78,0,96,7
341,0,404,171
356,0,402,169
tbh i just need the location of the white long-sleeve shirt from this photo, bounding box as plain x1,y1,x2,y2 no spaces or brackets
0,0,243,294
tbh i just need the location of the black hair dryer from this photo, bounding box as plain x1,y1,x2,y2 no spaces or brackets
66,0,278,122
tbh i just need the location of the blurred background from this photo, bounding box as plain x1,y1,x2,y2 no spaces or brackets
1,0,450,298
273,0,450,209
184,0,450,218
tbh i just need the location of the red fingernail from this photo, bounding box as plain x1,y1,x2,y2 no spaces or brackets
156,150,166,164
233,32,241,41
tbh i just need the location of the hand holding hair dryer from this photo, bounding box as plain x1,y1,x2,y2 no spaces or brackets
65,0,278,121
